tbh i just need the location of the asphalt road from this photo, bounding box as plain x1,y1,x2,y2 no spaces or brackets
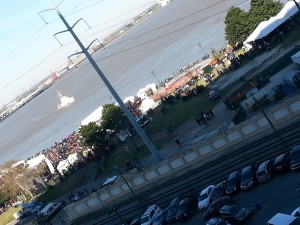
168,170,300,225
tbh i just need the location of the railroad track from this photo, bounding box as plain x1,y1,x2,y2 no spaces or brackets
72,121,300,225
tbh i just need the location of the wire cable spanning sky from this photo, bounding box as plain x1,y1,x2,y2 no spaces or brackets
0,0,156,104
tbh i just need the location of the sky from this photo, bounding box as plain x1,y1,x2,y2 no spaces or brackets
0,0,157,105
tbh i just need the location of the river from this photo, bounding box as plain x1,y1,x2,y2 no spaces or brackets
0,0,250,163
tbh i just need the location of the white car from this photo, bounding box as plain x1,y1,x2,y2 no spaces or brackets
140,205,161,225
198,185,214,210
291,206,300,217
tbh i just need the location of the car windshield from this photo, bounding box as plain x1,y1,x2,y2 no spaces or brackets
256,170,266,177
177,202,187,212
241,168,252,180
229,206,241,215
152,214,162,222
141,216,149,224
199,192,208,201
227,177,236,187
168,205,177,213
291,149,300,159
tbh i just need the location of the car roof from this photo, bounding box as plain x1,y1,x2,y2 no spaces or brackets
201,185,214,194
228,171,239,179
220,204,237,212
143,205,159,215
241,165,252,173
275,153,287,162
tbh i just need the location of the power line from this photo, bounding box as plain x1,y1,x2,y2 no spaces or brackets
77,0,249,65
0,25,47,65
0,1,156,66
0,46,64,92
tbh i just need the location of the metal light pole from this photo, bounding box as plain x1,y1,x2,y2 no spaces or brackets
48,0,162,161
151,70,161,86
114,165,146,210
252,96,289,152
292,0,300,11
198,43,207,56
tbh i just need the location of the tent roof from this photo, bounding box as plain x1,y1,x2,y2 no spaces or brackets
27,155,46,168
244,0,300,44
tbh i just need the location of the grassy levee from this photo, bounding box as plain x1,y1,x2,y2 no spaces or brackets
0,206,21,225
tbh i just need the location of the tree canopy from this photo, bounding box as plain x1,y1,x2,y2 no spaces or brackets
224,0,283,45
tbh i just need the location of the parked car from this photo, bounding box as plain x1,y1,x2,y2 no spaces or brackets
274,152,291,174
176,198,196,222
209,90,220,101
256,159,275,183
226,171,241,195
198,185,214,210
290,145,300,171
219,204,251,224
291,206,300,217
141,205,161,225
206,217,231,225
240,164,257,191
150,209,168,225
38,203,62,218
166,196,182,223
203,196,232,221
209,181,226,203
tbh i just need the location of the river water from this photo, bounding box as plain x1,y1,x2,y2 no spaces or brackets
0,0,250,163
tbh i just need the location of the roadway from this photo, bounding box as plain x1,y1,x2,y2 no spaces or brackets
68,120,300,225
171,169,300,225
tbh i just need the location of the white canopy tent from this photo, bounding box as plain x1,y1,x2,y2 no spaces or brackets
26,154,56,174
244,0,300,47
80,106,103,126
56,159,71,175
67,152,82,165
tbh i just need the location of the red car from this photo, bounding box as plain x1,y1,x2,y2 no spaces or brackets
203,196,232,221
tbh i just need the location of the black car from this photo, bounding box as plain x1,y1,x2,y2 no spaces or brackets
166,196,183,223
150,209,168,225
274,152,291,174
290,145,300,171
240,164,257,191
256,159,275,183
209,181,226,203
176,198,196,222
226,171,241,195
219,204,251,224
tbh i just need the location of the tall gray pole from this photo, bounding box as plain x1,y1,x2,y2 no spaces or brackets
292,0,300,11
48,0,162,161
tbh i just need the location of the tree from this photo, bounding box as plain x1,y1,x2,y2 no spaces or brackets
224,0,283,45
78,122,107,149
100,104,129,133
224,7,250,45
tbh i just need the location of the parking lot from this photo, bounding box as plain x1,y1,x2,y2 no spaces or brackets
168,170,300,225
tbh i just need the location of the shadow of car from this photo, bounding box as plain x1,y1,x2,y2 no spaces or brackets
203,196,232,221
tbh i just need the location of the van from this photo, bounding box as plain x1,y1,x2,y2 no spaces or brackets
268,213,300,225
39,202,62,217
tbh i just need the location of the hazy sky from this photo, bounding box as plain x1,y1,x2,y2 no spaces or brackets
0,0,156,104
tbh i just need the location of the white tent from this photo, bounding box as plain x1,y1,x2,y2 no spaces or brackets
139,97,158,114
244,0,300,45
80,106,103,126
56,160,71,175
26,154,56,174
67,152,81,165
